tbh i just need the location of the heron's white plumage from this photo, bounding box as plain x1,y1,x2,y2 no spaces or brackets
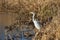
30,12,41,30
33,20,40,30
30,12,41,38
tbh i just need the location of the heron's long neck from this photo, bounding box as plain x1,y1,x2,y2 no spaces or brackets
32,14,35,21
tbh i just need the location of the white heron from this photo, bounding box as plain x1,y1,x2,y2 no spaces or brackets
30,12,41,38
30,12,41,30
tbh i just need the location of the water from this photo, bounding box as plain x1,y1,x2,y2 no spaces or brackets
0,25,4,40
22,31,24,40
2,32,4,40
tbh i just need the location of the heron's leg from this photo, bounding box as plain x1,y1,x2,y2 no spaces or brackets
33,32,39,40
34,32,38,39
33,31,40,40
35,30,40,38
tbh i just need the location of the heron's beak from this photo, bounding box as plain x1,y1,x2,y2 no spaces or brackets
30,12,34,15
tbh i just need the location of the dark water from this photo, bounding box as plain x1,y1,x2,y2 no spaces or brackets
0,25,4,40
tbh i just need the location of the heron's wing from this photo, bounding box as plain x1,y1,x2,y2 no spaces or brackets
35,19,41,25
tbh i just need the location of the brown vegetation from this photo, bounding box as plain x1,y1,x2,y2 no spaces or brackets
0,0,60,40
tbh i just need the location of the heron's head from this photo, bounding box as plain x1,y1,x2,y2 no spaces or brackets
30,12,35,16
